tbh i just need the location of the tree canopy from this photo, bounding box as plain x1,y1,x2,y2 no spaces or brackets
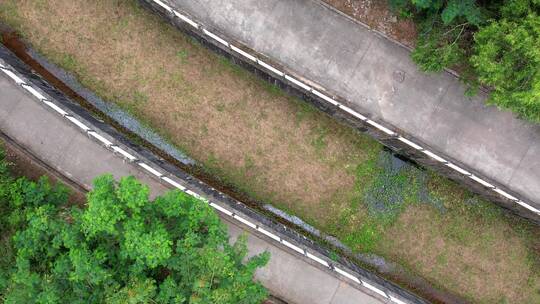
390,0,540,122
0,159,269,304
471,0,540,121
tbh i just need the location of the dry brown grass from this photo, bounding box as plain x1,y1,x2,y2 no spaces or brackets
381,206,539,303
1,0,374,219
1,0,538,302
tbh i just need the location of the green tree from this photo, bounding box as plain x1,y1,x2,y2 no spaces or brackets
0,148,15,294
1,173,269,304
471,0,540,121
390,0,484,72
389,0,540,122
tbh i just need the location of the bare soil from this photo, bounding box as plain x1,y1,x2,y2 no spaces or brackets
322,0,417,48
1,1,538,302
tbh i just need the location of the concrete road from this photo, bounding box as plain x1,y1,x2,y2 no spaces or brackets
168,0,540,212
0,59,390,304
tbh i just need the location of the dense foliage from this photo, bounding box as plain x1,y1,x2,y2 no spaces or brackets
390,0,486,72
471,1,540,121
0,157,269,304
389,0,540,122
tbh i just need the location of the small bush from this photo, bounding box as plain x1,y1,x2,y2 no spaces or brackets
390,0,483,72
390,0,540,122
471,2,540,121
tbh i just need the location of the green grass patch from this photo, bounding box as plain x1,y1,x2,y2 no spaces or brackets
176,49,189,63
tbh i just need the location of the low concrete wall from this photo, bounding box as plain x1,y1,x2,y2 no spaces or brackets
137,0,540,225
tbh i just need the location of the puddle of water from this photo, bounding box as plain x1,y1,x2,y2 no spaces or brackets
363,151,445,219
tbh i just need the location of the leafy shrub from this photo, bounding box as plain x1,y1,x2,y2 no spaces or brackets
0,172,269,304
389,0,483,27
0,149,15,293
471,1,540,121
390,0,484,72
389,0,540,122
410,22,466,72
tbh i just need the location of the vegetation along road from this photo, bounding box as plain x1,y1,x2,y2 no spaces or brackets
0,0,538,303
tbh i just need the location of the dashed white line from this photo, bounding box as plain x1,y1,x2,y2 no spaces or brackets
42,100,69,116
231,45,257,62
138,162,163,177
389,295,408,304
66,116,91,132
516,200,540,214
306,252,330,268
312,89,339,106
209,202,234,216
366,119,396,136
173,10,199,28
493,188,518,201
469,175,494,188
446,163,471,176
398,136,423,150
21,84,47,101
161,176,186,190
88,131,113,147
361,281,388,298
282,239,304,255
257,59,284,77
1,68,26,84
340,104,367,120
3,17,539,302
152,0,172,12
157,3,540,229
285,75,312,91
422,149,447,163
203,29,229,47
185,189,202,199
112,146,137,161
335,267,361,284
257,227,281,242
234,214,257,229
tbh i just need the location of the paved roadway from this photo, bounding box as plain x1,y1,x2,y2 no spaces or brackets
169,0,540,212
0,59,389,304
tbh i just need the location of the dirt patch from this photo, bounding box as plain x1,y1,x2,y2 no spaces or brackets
322,0,417,48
